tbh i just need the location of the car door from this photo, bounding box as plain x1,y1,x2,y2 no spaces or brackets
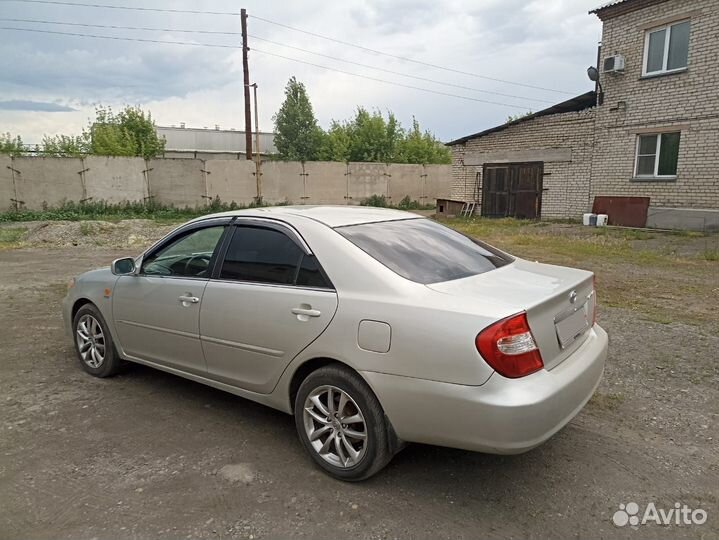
112,219,230,375
200,220,338,393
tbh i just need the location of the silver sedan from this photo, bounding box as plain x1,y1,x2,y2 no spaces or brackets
63,206,608,480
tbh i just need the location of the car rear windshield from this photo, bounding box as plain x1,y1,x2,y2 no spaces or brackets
336,218,512,284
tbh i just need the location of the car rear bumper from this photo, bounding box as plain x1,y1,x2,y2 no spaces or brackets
362,324,608,454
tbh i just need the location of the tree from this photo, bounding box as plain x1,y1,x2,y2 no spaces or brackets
319,120,352,162
0,133,24,155
41,134,86,157
347,107,403,162
84,105,165,159
273,77,324,161
396,117,451,164
271,76,450,164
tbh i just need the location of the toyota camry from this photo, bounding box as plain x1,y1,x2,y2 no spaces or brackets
63,206,608,480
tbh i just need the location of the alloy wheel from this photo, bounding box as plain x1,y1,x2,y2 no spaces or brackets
76,314,106,369
303,385,368,468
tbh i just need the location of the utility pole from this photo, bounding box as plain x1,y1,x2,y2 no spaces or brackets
252,83,262,202
241,8,253,161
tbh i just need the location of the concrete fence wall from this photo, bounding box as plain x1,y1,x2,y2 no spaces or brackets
1,156,451,210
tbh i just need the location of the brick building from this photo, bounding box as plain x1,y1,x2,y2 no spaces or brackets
447,0,719,230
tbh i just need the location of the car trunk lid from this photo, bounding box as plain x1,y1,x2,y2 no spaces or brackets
427,259,595,370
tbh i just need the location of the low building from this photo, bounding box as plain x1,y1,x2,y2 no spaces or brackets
156,125,277,160
448,0,719,230
448,92,597,221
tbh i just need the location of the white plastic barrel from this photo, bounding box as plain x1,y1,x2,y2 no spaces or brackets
583,213,596,226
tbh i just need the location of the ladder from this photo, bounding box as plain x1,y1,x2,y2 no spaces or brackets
460,201,476,217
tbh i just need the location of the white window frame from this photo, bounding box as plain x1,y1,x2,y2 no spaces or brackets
634,132,680,179
642,20,690,76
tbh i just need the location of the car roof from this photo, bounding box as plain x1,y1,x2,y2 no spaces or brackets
190,205,422,228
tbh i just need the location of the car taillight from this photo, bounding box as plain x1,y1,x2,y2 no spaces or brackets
475,312,544,378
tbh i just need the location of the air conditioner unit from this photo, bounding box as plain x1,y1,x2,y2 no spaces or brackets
603,55,625,73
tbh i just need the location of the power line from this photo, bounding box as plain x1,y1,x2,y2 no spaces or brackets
0,26,533,110
1,0,577,95
252,49,532,110
0,0,239,15
0,17,240,35
249,35,552,104
0,17,553,104
1,26,239,48
250,15,576,95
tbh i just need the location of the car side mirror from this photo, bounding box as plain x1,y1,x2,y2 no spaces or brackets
111,257,136,276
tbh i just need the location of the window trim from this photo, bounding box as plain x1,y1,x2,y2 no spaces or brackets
633,132,680,180
137,217,232,280
212,221,334,290
642,19,690,77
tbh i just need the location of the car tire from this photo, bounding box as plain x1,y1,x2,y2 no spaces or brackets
72,303,122,378
294,364,394,481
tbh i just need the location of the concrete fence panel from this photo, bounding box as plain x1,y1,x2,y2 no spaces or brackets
0,157,452,211
348,162,388,205
424,164,452,201
260,161,304,204
1,155,15,211
83,156,148,204
302,161,348,205
387,163,424,205
205,160,256,205
147,158,206,207
11,157,85,210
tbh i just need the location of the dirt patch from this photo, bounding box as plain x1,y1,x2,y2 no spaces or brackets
0,219,176,249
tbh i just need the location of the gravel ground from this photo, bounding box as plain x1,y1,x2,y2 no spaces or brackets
0,220,175,249
0,221,717,539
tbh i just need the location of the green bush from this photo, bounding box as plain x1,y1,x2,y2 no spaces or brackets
361,194,389,208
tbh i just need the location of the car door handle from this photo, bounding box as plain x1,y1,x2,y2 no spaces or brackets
291,307,321,317
178,294,200,304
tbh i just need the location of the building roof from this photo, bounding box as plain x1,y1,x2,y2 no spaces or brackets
589,0,631,13
446,91,596,146
589,0,668,19
191,205,420,228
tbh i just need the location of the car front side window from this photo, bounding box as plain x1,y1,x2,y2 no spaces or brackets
141,225,225,278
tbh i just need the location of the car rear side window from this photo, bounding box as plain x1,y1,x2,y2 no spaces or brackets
219,226,333,289
337,218,512,284
220,226,303,285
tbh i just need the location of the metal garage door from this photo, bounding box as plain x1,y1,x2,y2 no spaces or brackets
482,162,543,219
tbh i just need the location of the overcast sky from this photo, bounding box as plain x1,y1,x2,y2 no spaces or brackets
0,0,604,145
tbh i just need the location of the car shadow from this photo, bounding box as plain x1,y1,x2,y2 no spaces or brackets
115,361,583,488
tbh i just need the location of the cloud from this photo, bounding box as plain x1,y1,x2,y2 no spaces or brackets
0,100,76,112
0,0,603,143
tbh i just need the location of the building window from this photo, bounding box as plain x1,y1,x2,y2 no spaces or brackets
643,20,690,76
634,132,680,178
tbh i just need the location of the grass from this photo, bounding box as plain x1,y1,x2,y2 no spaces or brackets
79,222,95,236
442,216,719,331
444,217,667,266
0,196,434,224
0,227,27,249
0,198,274,224
361,194,436,210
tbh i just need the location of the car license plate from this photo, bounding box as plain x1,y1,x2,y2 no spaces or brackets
555,305,589,349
